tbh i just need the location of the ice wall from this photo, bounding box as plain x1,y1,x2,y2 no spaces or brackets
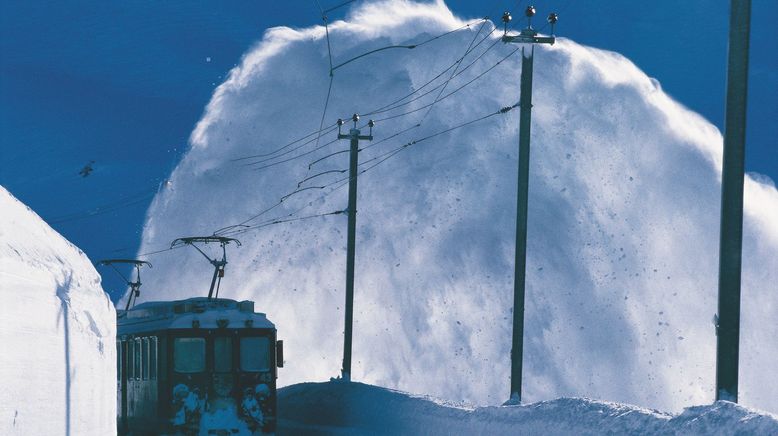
137,0,778,413
0,186,116,435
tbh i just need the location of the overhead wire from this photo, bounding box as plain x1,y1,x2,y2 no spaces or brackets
47,187,158,225
231,123,338,162
419,19,491,123
362,26,501,118
248,137,340,172
373,44,521,123
210,13,524,240
238,125,339,166
329,18,488,73
230,16,496,168
105,11,524,259
244,29,511,175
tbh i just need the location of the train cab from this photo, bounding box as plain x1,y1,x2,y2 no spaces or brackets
117,297,283,435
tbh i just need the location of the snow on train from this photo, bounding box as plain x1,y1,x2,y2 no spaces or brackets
103,236,283,435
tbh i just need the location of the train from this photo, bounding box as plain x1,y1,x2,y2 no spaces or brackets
108,237,283,435
117,297,283,435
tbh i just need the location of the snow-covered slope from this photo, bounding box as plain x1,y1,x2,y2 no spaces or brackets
0,186,116,435
279,382,778,435
137,0,778,413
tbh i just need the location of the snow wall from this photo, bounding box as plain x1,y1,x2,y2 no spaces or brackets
0,186,116,435
137,0,778,413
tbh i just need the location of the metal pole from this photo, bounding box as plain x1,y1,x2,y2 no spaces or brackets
338,115,373,381
342,129,359,381
716,0,751,403
500,7,555,403
510,47,534,402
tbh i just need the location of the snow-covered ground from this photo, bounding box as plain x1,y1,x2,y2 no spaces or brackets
137,0,778,413
0,186,116,435
279,381,778,435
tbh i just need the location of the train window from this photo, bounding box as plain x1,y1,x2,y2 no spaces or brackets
239,337,270,372
150,337,158,380
214,337,233,372
142,338,149,380
128,340,135,379
173,337,206,373
135,338,142,380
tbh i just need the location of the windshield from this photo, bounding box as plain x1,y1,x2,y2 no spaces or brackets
240,337,270,372
173,337,206,373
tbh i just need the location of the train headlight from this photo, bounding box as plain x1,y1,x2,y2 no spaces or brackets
255,384,270,400
173,383,190,401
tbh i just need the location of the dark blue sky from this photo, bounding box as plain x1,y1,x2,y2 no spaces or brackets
1,1,775,300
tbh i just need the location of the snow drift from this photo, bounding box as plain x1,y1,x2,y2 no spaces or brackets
137,0,778,413
278,381,778,435
0,186,116,435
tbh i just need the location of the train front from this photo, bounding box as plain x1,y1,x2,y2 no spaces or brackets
165,298,283,435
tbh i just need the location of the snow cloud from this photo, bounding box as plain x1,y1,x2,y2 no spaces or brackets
138,0,778,413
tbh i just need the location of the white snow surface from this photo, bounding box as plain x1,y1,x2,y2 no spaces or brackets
0,186,116,435
278,381,778,435
137,0,778,413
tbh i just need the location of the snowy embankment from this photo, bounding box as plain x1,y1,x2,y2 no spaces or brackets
279,381,778,435
0,186,116,435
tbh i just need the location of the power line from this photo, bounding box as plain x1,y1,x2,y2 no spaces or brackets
47,187,158,225
329,18,488,73
362,26,501,118
231,18,499,168
248,137,340,172
231,122,338,162
239,125,339,166
373,44,521,122
210,16,520,240
420,19,491,123
356,102,518,177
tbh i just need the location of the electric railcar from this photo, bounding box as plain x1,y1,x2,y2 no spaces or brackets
117,297,284,435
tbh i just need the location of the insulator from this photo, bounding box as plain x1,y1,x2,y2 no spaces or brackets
368,120,375,128
337,118,344,126
548,13,558,24
501,11,512,23
352,114,360,123
525,6,536,17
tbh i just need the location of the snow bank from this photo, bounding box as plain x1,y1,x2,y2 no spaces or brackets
0,186,116,435
137,0,778,413
279,382,778,435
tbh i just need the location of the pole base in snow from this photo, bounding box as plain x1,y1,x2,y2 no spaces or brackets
330,372,351,382
503,392,521,406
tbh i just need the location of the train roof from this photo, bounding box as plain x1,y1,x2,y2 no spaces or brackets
118,297,275,335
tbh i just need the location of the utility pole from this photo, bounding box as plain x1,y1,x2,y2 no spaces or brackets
501,7,557,404
337,113,374,381
716,0,751,403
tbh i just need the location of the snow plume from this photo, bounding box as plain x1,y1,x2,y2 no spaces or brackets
0,186,116,435
138,0,778,413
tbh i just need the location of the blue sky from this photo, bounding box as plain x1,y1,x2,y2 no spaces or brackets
1,0,775,299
